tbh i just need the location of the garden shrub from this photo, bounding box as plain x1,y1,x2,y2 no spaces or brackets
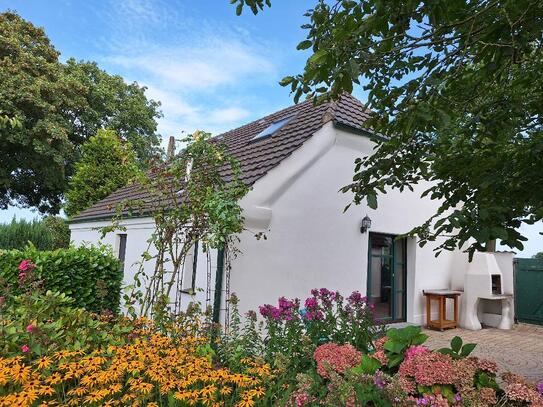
0,245,122,313
0,290,133,357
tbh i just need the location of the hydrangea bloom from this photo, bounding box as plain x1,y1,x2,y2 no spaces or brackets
399,352,455,386
372,336,389,366
405,345,429,360
313,343,361,379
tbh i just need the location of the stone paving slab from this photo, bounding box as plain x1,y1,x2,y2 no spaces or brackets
424,323,543,383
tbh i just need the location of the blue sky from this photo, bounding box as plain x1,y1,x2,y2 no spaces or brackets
1,0,541,256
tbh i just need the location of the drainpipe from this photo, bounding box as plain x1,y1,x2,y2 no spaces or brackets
212,248,225,324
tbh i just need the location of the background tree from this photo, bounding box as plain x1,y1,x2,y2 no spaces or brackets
232,0,543,257
64,129,139,217
0,12,161,213
0,215,69,250
0,11,85,213
64,59,162,167
533,252,543,260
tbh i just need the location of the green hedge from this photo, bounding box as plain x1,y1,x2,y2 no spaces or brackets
0,245,122,314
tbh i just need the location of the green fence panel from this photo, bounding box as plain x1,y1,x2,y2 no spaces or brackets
515,258,543,325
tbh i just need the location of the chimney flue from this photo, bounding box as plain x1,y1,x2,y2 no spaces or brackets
166,136,176,160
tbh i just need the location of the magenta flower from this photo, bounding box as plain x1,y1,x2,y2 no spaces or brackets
26,324,35,333
537,382,543,396
304,297,318,309
18,259,35,271
18,271,27,282
347,291,367,305
21,344,30,353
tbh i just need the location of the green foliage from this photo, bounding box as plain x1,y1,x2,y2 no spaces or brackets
352,354,381,375
533,252,543,260
42,216,70,249
383,326,428,369
64,129,139,217
232,0,543,257
438,335,477,360
0,12,161,213
116,131,249,317
63,59,162,167
0,290,132,358
0,217,53,250
0,245,122,313
0,216,70,250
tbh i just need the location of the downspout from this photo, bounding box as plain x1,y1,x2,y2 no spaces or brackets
212,248,225,324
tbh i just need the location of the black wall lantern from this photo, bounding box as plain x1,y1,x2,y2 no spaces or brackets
360,215,372,234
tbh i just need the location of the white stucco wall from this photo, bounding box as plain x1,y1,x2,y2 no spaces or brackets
69,217,217,312
230,122,469,324
69,121,470,324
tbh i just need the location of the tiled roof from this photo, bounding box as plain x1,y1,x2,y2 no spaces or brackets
70,93,371,222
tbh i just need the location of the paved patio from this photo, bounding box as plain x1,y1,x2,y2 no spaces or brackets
424,323,543,382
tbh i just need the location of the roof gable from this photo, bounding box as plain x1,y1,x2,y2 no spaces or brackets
71,93,371,222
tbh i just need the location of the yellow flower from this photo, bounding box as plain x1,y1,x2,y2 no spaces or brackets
37,386,55,396
45,372,62,385
36,356,53,370
236,396,255,407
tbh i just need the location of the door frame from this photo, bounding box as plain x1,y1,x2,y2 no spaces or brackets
367,232,407,323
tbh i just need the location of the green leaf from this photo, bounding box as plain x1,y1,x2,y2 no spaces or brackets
460,343,477,357
367,193,378,209
297,40,313,50
451,336,462,352
352,354,381,374
383,339,405,354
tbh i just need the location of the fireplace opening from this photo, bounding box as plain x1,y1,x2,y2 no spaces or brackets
491,274,502,295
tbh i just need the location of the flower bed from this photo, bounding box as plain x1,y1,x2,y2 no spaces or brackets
2,259,542,406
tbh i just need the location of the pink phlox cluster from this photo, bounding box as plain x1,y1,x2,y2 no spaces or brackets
346,291,367,306
259,296,299,321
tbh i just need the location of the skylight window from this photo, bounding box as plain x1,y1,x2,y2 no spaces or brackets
252,115,295,141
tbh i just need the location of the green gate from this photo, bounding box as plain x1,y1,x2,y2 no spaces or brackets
515,258,543,325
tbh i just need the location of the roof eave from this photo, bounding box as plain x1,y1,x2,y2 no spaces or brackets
332,121,386,142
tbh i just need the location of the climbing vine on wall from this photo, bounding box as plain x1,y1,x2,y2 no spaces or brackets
104,131,249,320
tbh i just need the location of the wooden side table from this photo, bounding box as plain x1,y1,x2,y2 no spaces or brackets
423,289,462,331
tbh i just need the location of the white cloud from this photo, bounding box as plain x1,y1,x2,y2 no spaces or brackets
96,0,279,144
208,107,250,123
108,38,275,92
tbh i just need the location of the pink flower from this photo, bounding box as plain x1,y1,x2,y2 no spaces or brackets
18,271,27,281
21,344,30,353
26,324,35,333
405,345,429,360
18,259,35,271
314,343,361,378
399,351,455,387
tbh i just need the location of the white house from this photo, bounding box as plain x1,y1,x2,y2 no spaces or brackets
69,94,472,325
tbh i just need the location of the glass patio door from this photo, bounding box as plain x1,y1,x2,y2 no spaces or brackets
367,233,407,322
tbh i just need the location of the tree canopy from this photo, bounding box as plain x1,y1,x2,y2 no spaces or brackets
232,0,543,257
64,129,139,217
0,12,161,214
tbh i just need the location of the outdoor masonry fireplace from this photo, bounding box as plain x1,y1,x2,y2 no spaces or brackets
459,252,514,330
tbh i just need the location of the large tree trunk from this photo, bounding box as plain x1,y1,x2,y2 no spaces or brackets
485,239,496,252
